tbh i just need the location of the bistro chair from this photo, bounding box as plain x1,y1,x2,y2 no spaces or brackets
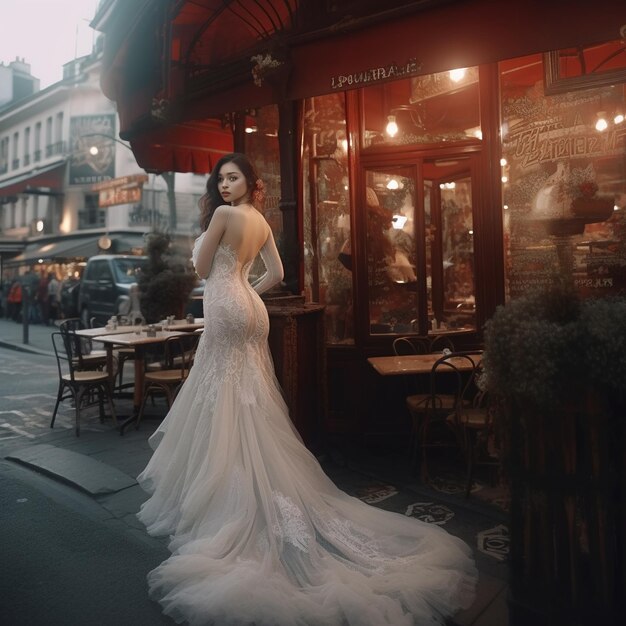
407,351,481,482
50,332,117,437
428,334,456,353
58,318,108,371
135,333,198,429
450,362,500,498
392,336,429,356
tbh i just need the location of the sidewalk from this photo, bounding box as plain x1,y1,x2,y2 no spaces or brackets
0,316,57,356
0,318,510,625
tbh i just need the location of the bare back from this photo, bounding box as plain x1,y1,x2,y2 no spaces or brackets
219,204,269,266
193,203,283,295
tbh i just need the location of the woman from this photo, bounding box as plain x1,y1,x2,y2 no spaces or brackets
137,153,476,626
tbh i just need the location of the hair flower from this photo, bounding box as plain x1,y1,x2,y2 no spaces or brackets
252,178,266,204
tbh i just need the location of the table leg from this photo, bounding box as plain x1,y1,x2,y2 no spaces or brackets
120,344,146,434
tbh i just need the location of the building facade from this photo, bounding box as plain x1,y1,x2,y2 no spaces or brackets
0,43,208,289
91,0,626,436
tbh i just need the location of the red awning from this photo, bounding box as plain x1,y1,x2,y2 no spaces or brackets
0,161,66,198
96,0,626,173
129,120,234,173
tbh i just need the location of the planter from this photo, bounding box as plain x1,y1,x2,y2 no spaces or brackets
506,388,626,626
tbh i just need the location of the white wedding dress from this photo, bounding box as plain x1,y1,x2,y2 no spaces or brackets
137,222,477,626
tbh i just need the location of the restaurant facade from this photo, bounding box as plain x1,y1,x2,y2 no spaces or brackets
92,0,626,437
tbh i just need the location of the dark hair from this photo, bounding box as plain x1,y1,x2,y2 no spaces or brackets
199,152,259,231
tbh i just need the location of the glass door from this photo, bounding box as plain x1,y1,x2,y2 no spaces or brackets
363,166,418,335
363,155,477,338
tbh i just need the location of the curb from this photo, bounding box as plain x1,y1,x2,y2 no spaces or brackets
0,339,55,357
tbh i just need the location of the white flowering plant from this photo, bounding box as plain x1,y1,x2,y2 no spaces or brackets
482,281,626,409
251,53,283,87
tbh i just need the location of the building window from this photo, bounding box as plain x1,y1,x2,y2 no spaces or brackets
12,132,19,169
244,104,283,286
45,116,52,156
23,127,30,166
0,137,8,174
78,193,106,229
500,41,626,301
302,93,354,344
34,122,41,162
361,67,481,150
10,202,16,229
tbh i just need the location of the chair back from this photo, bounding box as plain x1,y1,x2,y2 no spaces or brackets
162,334,199,375
429,334,456,353
59,317,93,366
392,336,429,356
51,331,77,381
428,350,482,406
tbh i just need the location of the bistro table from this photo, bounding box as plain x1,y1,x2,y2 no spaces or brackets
367,352,482,376
88,329,189,433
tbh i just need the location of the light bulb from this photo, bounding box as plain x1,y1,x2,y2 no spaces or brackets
596,116,608,132
500,158,507,167
386,115,398,137
89,145,99,155
614,114,624,125
386,178,399,190
449,68,466,82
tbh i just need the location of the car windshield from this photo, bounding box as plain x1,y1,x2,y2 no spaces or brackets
112,258,147,284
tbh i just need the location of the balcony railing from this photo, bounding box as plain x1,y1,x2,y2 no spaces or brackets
45,141,66,158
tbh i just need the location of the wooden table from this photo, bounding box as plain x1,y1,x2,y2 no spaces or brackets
157,318,204,332
367,352,482,376
91,330,188,433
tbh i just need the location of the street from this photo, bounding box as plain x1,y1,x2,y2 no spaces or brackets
0,346,175,625
0,349,111,442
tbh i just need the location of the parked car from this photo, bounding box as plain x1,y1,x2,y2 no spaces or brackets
78,255,147,326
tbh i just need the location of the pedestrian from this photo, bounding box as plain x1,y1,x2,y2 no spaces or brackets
47,272,60,324
136,153,477,625
7,279,22,322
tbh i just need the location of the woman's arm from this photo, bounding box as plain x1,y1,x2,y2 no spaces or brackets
251,229,284,295
193,205,230,279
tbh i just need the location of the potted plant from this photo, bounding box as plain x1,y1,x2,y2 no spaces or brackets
138,231,197,323
482,281,626,625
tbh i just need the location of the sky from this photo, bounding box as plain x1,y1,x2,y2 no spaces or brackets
0,0,100,89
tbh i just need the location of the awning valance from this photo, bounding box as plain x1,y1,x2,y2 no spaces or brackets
6,233,145,265
0,161,66,198
128,120,234,173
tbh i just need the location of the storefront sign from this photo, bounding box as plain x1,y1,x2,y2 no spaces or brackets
98,186,142,207
92,174,149,191
330,58,421,90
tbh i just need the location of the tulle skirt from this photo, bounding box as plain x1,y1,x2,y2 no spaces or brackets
137,336,476,625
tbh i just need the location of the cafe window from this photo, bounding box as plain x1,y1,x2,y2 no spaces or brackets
361,67,481,150
500,41,626,300
244,104,283,283
302,92,353,344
